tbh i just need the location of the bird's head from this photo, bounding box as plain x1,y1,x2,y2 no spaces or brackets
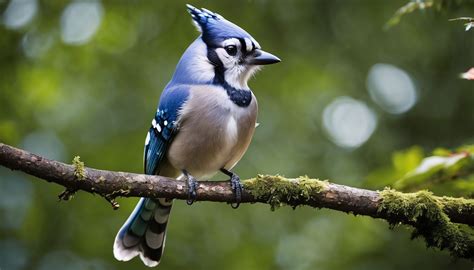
172,5,280,89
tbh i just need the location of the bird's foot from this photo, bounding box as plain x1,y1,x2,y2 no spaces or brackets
221,169,243,209
183,170,198,205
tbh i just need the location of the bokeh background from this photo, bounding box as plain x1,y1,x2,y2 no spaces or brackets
1,1,473,269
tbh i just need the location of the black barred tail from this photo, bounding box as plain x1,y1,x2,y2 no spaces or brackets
114,197,173,267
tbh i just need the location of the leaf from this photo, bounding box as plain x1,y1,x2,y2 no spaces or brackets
449,17,474,31
393,149,474,197
385,0,434,29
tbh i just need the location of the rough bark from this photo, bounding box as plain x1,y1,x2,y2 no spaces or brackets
0,142,471,225
1,142,474,259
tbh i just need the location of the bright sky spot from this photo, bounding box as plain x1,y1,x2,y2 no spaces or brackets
21,130,66,161
0,239,29,269
367,63,417,114
0,169,33,230
60,0,103,45
323,96,377,149
2,0,38,30
21,31,54,58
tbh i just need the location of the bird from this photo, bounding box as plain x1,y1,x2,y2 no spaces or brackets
113,4,280,267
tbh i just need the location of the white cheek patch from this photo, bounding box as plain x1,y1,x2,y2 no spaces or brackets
215,48,234,68
218,37,262,89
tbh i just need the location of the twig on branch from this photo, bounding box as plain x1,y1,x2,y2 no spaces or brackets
0,142,473,259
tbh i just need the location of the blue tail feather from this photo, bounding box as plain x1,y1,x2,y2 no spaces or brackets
114,198,173,267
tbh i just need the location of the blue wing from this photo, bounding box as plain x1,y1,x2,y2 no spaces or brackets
144,85,190,175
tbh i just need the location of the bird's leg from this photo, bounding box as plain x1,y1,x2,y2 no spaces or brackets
220,168,242,209
183,170,198,205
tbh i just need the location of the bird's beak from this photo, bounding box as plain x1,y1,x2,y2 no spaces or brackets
247,49,281,65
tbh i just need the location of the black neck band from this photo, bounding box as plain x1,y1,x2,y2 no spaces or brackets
207,48,252,107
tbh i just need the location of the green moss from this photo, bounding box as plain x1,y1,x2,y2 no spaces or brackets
439,196,474,215
244,174,327,210
379,188,474,259
72,156,86,180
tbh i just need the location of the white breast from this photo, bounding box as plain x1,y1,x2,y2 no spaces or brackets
167,84,257,179
226,115,238,144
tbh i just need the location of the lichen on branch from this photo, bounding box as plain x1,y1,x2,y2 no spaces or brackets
0,142,473,260
72,156,86,180
379,188,474,259
244,175,327,210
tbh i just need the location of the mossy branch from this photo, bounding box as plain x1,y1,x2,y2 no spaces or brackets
379,189,474,259
0,142,473,260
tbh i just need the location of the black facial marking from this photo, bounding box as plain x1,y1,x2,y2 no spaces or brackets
206,42,252,108
207,48,223,67
211,62,252,107
238,38,247,54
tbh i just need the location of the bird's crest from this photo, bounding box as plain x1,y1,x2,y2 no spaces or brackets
186,4,223,32
186,4,253,46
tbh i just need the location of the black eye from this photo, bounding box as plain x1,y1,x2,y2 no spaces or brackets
225,45,237,56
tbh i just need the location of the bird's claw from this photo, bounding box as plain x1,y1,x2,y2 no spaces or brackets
186,174,198,205
230,174,242,209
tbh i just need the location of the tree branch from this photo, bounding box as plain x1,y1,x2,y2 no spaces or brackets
0,142,473,259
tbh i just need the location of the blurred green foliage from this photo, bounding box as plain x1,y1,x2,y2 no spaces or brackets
395,147,474,195
386,0,469,29
1,1,474,269
367,145,474,198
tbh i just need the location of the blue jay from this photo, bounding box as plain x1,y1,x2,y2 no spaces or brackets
113,5,280,267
